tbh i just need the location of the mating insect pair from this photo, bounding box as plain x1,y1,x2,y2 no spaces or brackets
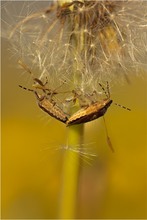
19,77,131,127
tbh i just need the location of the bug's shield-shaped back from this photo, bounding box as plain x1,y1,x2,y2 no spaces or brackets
66,99,113,126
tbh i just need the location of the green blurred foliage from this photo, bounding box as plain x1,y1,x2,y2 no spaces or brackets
2,39,147,219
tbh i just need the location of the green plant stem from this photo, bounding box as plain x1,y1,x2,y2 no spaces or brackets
59,124,84,219
58,2,85,218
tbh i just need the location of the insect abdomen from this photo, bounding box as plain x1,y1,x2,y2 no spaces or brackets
66,99,113,126
38,98,68,123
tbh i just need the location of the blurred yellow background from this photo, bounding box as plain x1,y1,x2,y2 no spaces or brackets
2,37,147,218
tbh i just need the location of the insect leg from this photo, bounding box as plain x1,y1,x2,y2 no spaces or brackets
103,116,114,153
106,81,110,99
99,82,109,99
19,85,43,101
47,80,67,97
18,59,32,74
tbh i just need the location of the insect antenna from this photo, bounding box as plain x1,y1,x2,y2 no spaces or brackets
99,81,131,111
114,102,131,111
19,85,40,100
19,85,34,92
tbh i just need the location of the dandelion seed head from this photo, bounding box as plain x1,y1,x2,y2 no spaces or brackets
2,0,147,106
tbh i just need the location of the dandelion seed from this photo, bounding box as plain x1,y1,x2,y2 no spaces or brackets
40,142,97,165
61,143,97,165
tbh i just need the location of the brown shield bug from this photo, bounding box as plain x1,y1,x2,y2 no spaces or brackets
66,82,130,126
19,84,69,124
